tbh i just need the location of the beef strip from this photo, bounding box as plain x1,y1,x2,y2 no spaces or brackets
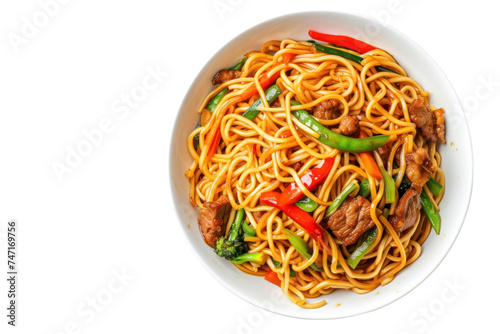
312,99,342,120
389,188,421,234
212,69,241,85
405,147,434,193
326,196,374,246
197,195,232,247
377,141,394,167
408,97,446,143
337,115,360,138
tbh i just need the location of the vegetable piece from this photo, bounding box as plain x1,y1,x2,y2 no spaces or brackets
260,191,331,254
312,42,394,73
282,53,296,65
308,30,376,54
231,252,264,264
358,131,383,179
237,70,280,103
265,269,281,286
420,191,441,234
291,104,390,153
426,177,444,196
295,196,319,213
325,182,358,217
242,84,282,121
241,221,256,238
278,158,335,205
207,67,281,158
346,227,378,269
206,88,228,113
229,57,247,71
283,229,323,272
207,129,221,157
358,178,371,198
273,260,296,277
381,168,396,204
214,208,264,263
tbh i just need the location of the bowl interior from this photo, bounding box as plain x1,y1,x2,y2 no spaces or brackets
169,11,473,319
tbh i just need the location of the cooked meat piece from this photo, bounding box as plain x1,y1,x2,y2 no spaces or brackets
212,69,241,85
312,99,342,120
408,97,446,143
434,108,446,144
326,196,374,246
197,195,232,247
290,161,303,172
377,141,394,166
337,115,360,137
389,188,421,234
405,148,434,193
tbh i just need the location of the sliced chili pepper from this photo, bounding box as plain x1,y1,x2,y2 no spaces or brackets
280,130,293,138
291,102,389,153
308,30,376,54
358,131,382,179
278,158,334,206
260,191,331,254
264,269,281,286
282,53,296,65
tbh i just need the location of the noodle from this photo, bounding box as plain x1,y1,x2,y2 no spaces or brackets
186,38,444,308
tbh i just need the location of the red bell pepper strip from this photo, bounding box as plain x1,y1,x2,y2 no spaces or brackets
206,68,281,158
278,158,334,206
237,70,281,103
282,53,296,65
308,30,377,54
260,192,331,254
207,128,221,157
358,131,382,179
264,269,281,286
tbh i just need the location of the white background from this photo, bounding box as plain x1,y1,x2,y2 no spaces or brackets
0,0,497,333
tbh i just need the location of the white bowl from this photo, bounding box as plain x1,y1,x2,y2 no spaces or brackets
169,11,473,319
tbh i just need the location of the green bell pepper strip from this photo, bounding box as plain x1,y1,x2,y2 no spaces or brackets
420,191,441,234
426,177,443,197
207,87,228,113
282,228,323,272
381,168,396,204
313,43,395,73
325,182,358,217
229,57,247,71
291,104,390,153
242,84,282,121
295,196,319,213
241,221,256,238
346,227,378,269
358,178,371,198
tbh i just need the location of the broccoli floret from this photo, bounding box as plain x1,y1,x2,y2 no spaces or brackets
215,237,247,260
214,209,263,264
